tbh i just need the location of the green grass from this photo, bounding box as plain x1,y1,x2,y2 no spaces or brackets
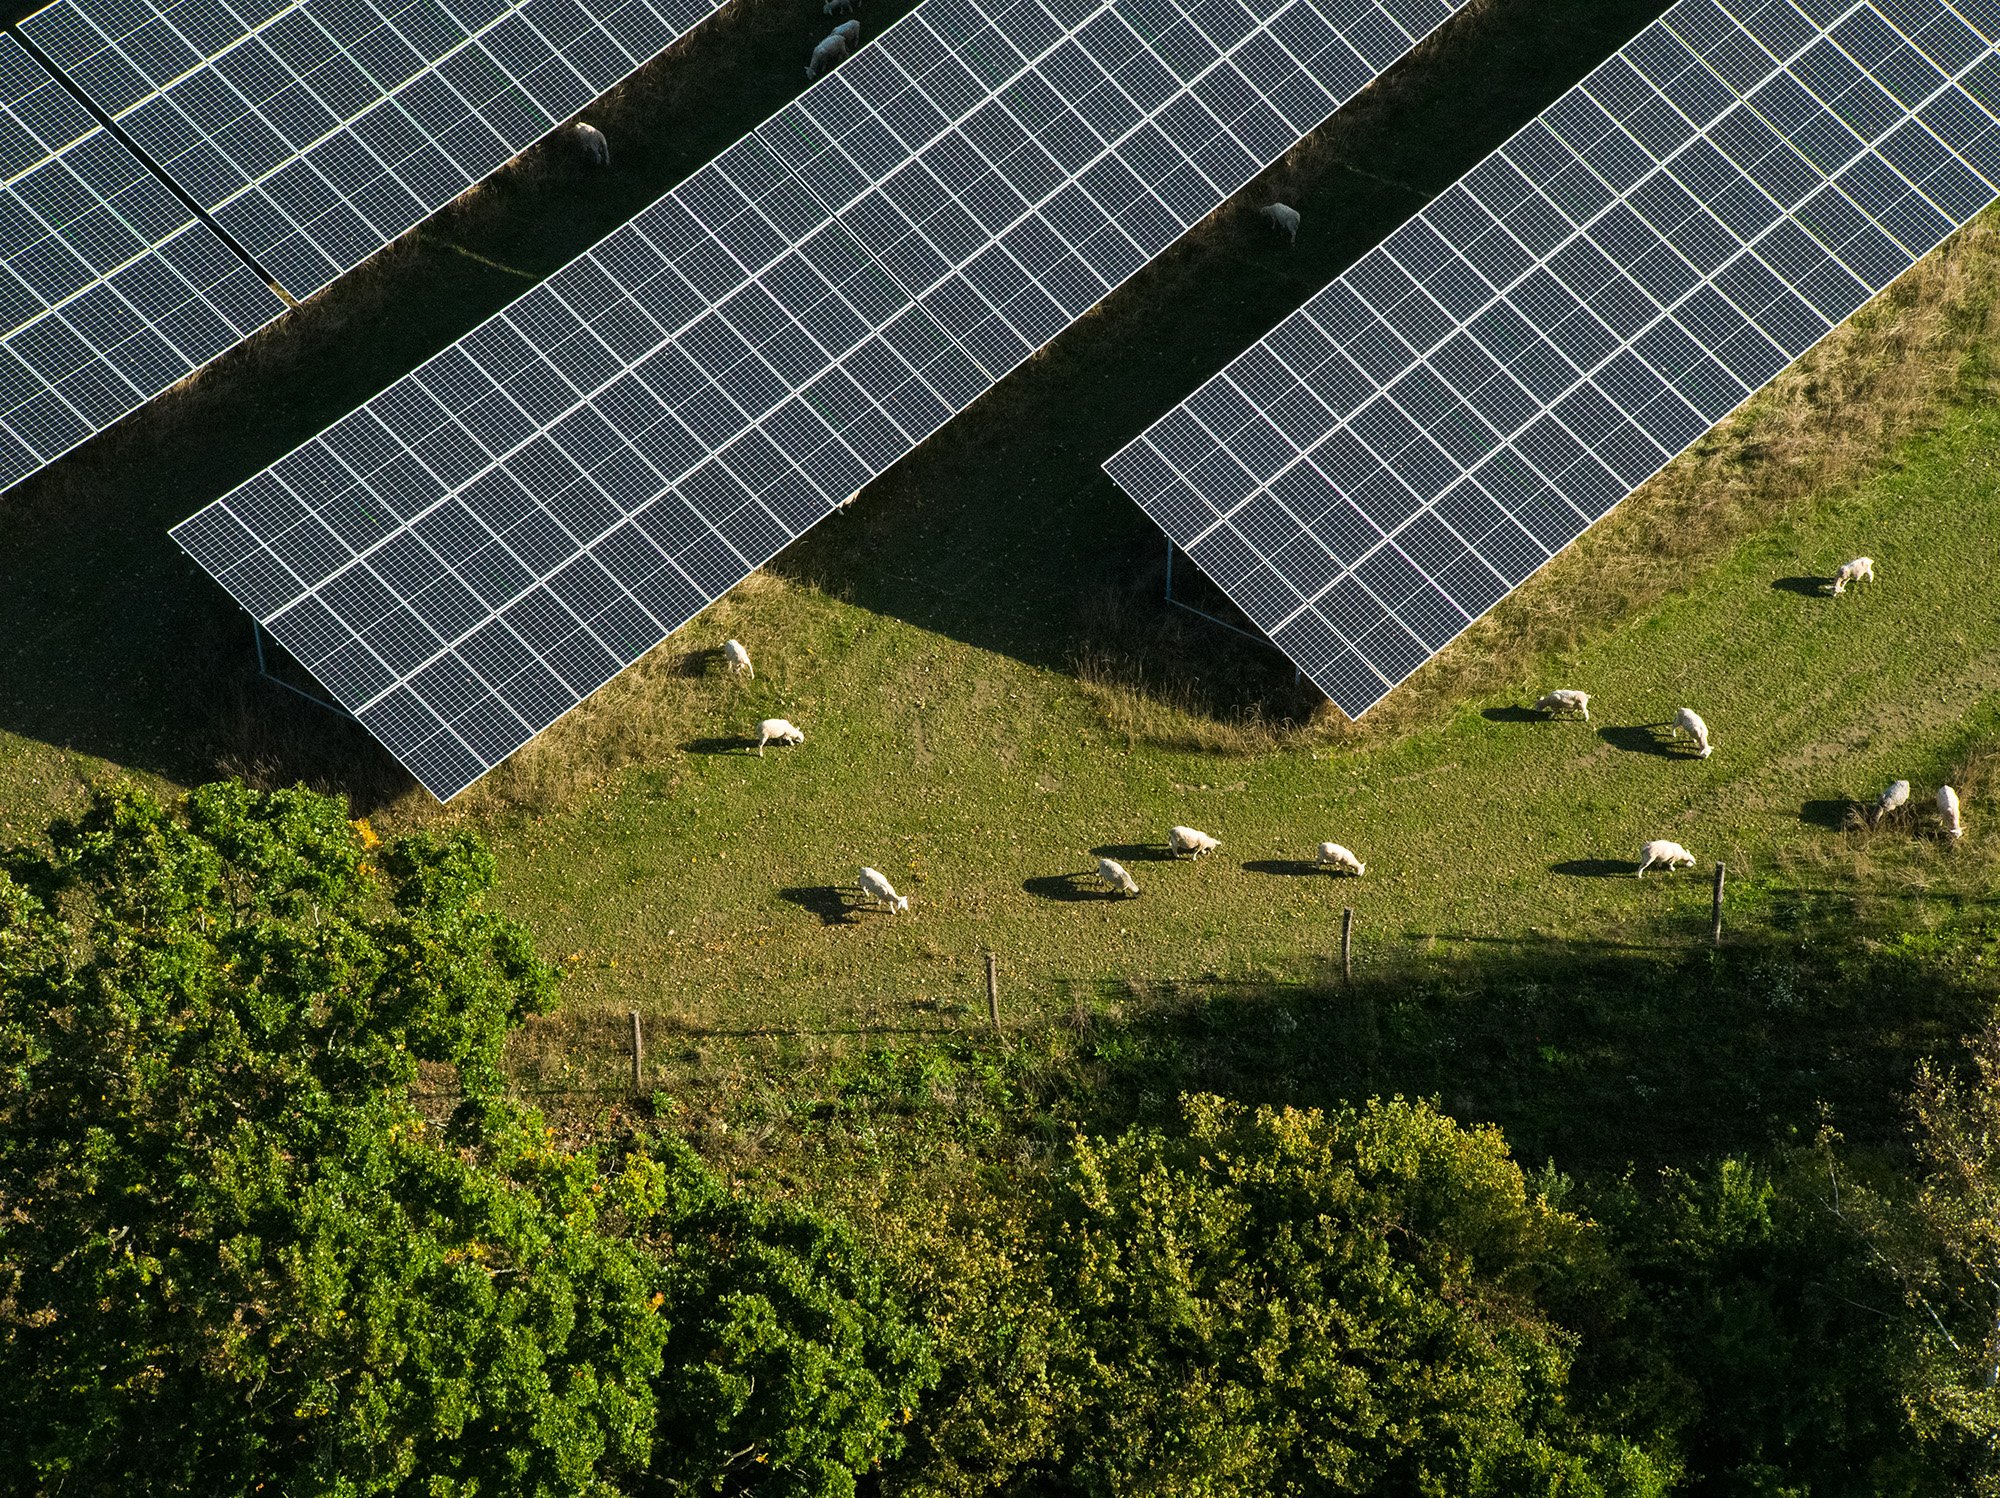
3,0,1999,1068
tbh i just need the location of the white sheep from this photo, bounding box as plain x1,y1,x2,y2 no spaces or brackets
1939,784,1963,840
1636,839,1694,877
806,21,857,79
1873,778,1910,826
1831,556,1875,595
571,121,608,165
1315,842,1365,876
1534,689,1590,721
1168,825,1219,858
722,638,752,678
858,866,908,913
1095,857,1138,897
757,717,803,756
1260,202,1300,242
1674,707,1713,759
823,0,856,15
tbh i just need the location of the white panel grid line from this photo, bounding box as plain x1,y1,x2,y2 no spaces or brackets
0,32,285,490
171,0,1475,798
22,0,734,297
1106,0,2000,714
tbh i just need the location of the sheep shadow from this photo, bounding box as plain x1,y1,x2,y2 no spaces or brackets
1771,575,1831,598
682,736,752,756
1024,872,1126,902
776,885,861,926
1242,858,1324,877
1598,724,1683,758
1801,798,1863,831
1091,842,1176,864
1551,857,1635,878
1480,705,1545,723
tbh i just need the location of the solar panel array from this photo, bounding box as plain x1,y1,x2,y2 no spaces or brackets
22,0,736,299
1105,0,2000,717
170,0,1476,799
0,32,283,491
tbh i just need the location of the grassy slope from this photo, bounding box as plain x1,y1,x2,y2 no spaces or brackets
492,402,2000,1043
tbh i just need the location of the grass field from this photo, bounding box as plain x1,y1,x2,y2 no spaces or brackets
4,0,2000,1085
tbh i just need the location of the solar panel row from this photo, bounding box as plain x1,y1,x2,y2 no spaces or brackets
0,32,283,491
171,0,1475,799
1105,0,2000,717
23,0,735,299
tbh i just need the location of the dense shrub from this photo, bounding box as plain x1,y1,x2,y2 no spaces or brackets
0,782,932,1496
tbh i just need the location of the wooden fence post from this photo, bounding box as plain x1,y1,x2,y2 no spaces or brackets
1341,907,1355,985
1711,862,1726,946
985,952,1000,1029
628,1009,644,1094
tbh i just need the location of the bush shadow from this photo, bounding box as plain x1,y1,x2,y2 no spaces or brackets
776,886,860,926
1024,872,1121,903
1771,575,1831,597
1599,724,1681,758
1550,857,1635,878
1242,858,1323,877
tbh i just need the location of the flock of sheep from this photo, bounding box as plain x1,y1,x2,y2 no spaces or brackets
716,547,1963,917
1536,556,1962,875
722,636,1364,914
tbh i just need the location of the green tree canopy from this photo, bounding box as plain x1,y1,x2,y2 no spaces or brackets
0,781,932,1497
1045,1093,1670,1498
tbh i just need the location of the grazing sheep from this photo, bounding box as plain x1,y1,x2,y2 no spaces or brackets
823,0,855,15
1168,825,1220,858
757,717,803,756
1939,784,1964,840
1095,857,1139,897
571,121,608,165
1636,839,1695,877
1316,842,1365,876
1534,689,1590,721
722,638,752,678
806,21,857,78
1674,707,1714,759
1831,556,1875,595
858,866,908,913
1260,202,1300,242
1873,778,1910,826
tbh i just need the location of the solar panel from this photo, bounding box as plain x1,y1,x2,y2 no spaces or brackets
0,32,284,492
171,0,1475,799
1105,0,2000,717
21,0,738,300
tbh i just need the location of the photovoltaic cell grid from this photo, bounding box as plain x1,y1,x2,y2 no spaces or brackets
1105,0,2000,718
21,0,736,299
170,0,1474,800
0,33,282,491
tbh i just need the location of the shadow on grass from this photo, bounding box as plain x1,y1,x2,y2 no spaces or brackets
776,886,860,926
1801,798,1862,830
1031,926,1987,1172
1242,858,1324,877
1772,575,1832,597
1599,724,1682,758
1480,705,1546,723
1408,930,1663,951
1551,857,1636,878
1024,872,1122,903
681,736,752,756
1091,842,1174,863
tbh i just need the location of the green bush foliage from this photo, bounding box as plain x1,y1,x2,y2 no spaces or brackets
0,782,932,1496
